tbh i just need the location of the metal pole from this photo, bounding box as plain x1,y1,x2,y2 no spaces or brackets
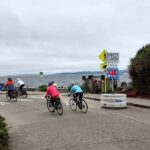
105,77,107,93
112,78,114,93
105,70,107,93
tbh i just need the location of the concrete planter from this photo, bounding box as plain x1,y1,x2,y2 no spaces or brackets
101,94,127,108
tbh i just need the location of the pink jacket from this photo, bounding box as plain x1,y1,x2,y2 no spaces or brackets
45,85,60,98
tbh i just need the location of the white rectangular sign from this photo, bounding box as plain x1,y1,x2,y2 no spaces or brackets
106,53,119,63
107,63,118,68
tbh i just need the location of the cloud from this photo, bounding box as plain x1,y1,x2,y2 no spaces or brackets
0,0,150,75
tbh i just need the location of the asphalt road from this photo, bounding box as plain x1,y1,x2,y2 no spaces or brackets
0,94,150,150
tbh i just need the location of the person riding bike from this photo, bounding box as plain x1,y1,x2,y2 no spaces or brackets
68,82,83,105
5,78,15,99
16,78,25,95
45,81,61,112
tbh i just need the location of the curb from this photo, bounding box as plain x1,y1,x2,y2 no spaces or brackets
84,97,100,101
127,103,150,109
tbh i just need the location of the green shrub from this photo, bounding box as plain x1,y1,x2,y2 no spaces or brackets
129,44,150,96
38,85,47,92
0,116,9,149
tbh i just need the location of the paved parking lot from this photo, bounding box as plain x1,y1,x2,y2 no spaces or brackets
0,94,150,150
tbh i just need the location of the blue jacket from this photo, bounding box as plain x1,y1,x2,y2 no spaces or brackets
68,85,83,96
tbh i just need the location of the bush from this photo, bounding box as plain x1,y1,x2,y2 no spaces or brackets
129,44,150,96
0,116,9,149
38,85,47,92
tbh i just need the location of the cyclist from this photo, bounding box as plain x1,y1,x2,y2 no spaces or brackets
5,78,15,99
45,81,60,112
16,78,25,95
68,82,83,105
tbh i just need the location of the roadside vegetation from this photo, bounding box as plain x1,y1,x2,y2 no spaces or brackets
129,44,150,97
38,85,47,92
0,116,9,150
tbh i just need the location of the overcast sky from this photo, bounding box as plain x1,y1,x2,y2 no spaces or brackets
0,0,150,75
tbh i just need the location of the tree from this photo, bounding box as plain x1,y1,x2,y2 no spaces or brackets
129,44,150,96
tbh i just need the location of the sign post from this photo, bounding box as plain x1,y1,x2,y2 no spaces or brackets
99,50,107,93
39,72,44,86
39,72,44,78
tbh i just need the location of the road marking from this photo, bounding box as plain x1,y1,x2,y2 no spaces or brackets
18,99,32,102
0,102,10,106
62,99,69,106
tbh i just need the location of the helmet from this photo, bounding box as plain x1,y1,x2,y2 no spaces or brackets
53,83,58,87
48,81,55,86
71,81,75,85
8,78,12,81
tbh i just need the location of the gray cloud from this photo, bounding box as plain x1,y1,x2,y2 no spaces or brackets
0,0,150,75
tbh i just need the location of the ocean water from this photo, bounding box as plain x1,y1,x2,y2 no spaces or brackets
0,71,130,88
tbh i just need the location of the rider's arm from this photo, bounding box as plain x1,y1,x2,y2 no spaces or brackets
68,86,74,96
45,90,48,97
45,87,51,97
5,82,8,88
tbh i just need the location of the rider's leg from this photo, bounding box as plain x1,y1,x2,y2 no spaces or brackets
73,93,78,103
78,93,83,101
78,93,83,108
20,84,25,95
50,97,55,112
8,90,11,98
8,90,13,99
55,97,60,108
50,98,55,107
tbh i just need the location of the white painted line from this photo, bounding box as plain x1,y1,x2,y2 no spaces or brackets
18,99,32,102
62,99,69,106
0,102,10,106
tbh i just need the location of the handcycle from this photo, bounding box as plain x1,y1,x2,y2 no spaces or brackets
69,94,88,113
46,95,63,115
6,90,18,102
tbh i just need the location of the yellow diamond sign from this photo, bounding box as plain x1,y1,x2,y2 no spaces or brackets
99,50,107,63
100,63,107,70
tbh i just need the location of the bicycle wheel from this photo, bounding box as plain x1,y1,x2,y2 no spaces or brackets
56,102,63,115
47,100,54,113
22,91,28,98
80,99,88,113
69,98,77,111
12,91,17,102
12,96,17,102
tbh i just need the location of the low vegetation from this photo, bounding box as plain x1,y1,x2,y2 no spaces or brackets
38,85,47,92
0,116,9,150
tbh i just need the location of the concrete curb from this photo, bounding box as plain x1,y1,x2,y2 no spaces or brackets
84,97,100,101
127,103,150,109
